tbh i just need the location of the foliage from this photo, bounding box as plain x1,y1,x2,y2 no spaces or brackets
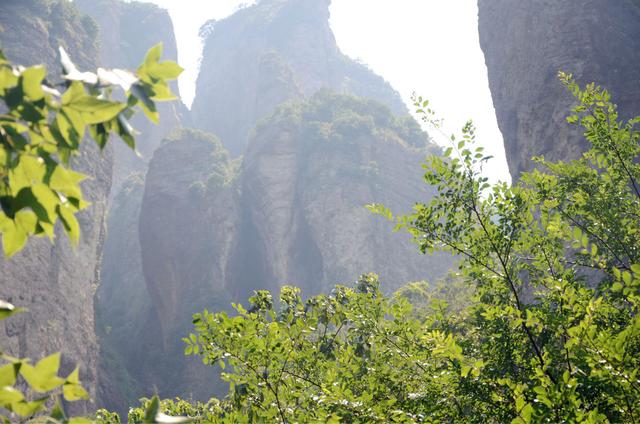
0,301,91,423
117,396,223,424
371,73,640,422
96,396,195,424
260,90,438,152
181,274,480,422
180,76,640,422
0,43,181,256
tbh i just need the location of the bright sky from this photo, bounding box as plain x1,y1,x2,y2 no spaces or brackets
133,0,511,183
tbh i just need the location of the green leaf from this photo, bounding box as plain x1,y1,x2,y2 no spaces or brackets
21,65,46,101
144,395,160,423
144,43,164,68
0,362,18,387
31,184,60,224
0,300,25,320
11,397,47,417
2,210,38,256
63,382,89,401
130,84,159,123
58,204,81,244
68,96,126,125
61,81,86,106
49,165,85,200
50,398,67,421
63,367,88,401
9,155,46,195
0,386,24,406
20,352,65,393
146,61,183,80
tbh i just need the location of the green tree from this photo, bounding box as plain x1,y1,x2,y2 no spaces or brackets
180,274,475,423
175,75,640,423
371,73,640,422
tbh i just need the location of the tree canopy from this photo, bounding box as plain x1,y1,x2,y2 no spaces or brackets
117,74,640,423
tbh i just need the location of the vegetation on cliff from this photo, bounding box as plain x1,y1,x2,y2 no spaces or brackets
113,77,640,423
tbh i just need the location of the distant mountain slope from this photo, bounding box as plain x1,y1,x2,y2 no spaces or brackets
73,0,190,411
76,0,188,197
191,0,408,156
478,0,640,179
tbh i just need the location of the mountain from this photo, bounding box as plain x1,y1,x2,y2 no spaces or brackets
478,0,640,178
230,92,446,299
0,0,113,413
75,0,188,198
125,93,450,406
92,0,453,410
191,0,407,156
70,0,191,410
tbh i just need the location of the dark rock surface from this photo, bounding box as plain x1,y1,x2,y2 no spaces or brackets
72,0,190,410
0,0,114,413
137,129,236,404
478,0,640,178
233,92,450,299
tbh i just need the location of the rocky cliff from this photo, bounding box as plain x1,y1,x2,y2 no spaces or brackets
75,0,187,197
191,0,407,156
71,0,190,410
94,174,148,411
100,129,236,409
231,92,448,299
0,0,113,413
478,0,640,178
92,0,454,411
127,93,451,405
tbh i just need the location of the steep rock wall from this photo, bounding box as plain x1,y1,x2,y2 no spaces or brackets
478,0,640,178
75,0,187,197
231,92,450,299
191,0,407,156
133,94,452,405
0,0,113,413
72,0,189,410
137,129,236,403
94,174,148,411
101,0,454,411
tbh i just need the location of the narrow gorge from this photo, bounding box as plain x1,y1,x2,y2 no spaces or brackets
1,0,639,419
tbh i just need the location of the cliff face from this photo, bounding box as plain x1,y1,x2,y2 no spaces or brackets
75,0,187,197
94,174,148,411
137,129,236,403
231,93,449,299
0,0,113,413
191,0,407,156
478,0,640,178
92,0,453,410
130,94,451,404
71,0,189,410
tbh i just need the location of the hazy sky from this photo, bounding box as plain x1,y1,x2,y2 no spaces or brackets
133,0,511,183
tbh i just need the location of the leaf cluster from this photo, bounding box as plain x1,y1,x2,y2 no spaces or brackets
0,43,181,255
0,302,90,423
